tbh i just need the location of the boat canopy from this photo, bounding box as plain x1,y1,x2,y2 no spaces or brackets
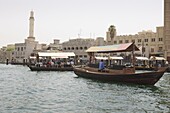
38,52,75,58
95,56,124,60
136,56,149,60
86,43,139,53
150,56,166,60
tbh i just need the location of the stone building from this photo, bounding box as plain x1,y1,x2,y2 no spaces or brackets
106,25,164,58
0,44,15,63
0,47,7,63
48,39,62,51
164,0,170,62
62,38,95,61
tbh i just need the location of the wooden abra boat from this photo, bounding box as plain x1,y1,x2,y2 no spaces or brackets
28,52,75,71
73,43,167,85
74,66,167,85
29,65,73,71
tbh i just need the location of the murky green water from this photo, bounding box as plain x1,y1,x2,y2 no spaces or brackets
0,64,169,113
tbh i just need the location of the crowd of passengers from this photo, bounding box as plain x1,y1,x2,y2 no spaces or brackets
35,58,74,68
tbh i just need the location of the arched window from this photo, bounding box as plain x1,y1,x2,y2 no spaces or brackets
68,47,70,50
76,47,78,50
80,47,83,50
72,47,74,50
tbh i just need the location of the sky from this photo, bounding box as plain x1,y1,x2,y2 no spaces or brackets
0,0,163,47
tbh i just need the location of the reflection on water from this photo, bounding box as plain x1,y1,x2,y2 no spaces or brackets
0,64,170,113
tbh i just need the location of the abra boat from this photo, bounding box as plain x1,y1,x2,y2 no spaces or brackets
29,65,73,71
73,43,167,85
28,52,75,71
74,66,166,85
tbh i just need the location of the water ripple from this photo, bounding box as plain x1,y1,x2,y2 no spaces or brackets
0,64,170,113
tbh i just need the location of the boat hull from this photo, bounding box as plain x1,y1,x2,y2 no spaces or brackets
73,67,166,85
29,66,73,71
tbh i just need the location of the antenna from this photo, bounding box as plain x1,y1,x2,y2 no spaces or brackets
78,29,82,38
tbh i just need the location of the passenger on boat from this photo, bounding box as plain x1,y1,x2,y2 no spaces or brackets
99,59,105,71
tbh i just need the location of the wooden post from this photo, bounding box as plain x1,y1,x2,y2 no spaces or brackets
132,42,135,67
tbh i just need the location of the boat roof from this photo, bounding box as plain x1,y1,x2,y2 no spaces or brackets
38,52,75,58
150,56,166,60
136,56,149,60
95,56,123,60
86,43,139,53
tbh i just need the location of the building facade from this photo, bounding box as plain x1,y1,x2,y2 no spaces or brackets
0,45,15,63
48,39,62,51
62,38,95,61
106,26,164,58
164,0,170,62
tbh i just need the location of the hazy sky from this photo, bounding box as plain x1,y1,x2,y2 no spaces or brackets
0,0,163,47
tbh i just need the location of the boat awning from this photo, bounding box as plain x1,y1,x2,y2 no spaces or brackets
38,52,75,58
86,43,139,53
110,56,124,60
150,56,166,60
95,56,123,60
29,56,36,59
95,57,108,60
136,57,149,60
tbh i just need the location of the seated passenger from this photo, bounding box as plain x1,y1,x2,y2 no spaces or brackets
99,59,105,71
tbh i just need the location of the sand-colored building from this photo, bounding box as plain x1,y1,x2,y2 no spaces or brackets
62,38,95,61
164,0,170,62
106,26,164,58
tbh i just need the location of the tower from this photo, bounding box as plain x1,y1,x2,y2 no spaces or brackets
106,25,116,45
27,11,35,40
164,0,170,61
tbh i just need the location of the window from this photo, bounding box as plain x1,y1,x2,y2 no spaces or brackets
158,47,163,52
151,48,154,52
159,38,163,41
138,39,141,43
151,38,155,42
132,40,135,43
80,47,83,50
64,47,66,50
21,47,23,51
125,40,129,43
76,47,78,50
119,40,123,44
68,47,70,50
84,47,87,50
144,39,148,42
114,41,117,44
72,47,74,50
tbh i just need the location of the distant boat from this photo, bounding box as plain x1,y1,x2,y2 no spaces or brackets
73,43,167,85
28,52,75,71
29,65,73,71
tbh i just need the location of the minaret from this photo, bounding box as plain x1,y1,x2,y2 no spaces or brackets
27,11,35,40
